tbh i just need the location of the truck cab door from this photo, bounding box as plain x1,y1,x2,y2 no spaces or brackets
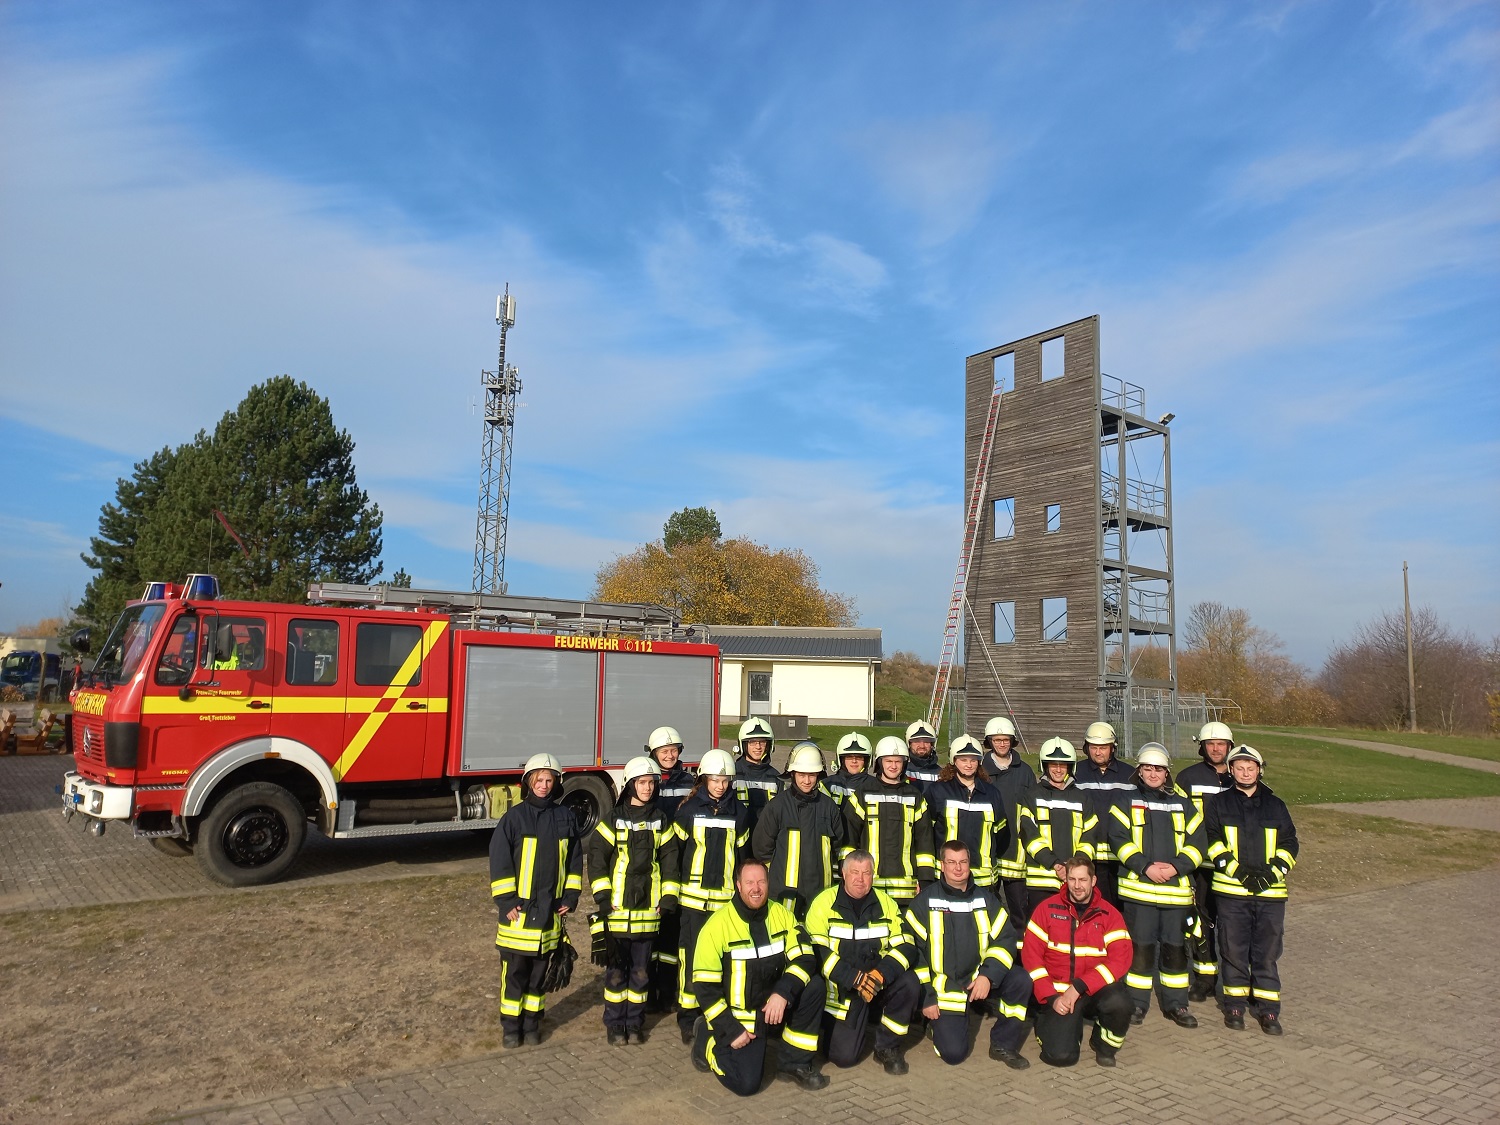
277,614,347,768
338,618,448,783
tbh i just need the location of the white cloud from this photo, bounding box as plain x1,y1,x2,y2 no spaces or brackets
849,116,1002,246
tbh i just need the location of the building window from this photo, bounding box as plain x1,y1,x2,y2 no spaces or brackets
993,601,1015,645
1045,503,1061,533
993,352,1014,394
1042,597,1068,643
1041,335,1065,382
993,497,1015,539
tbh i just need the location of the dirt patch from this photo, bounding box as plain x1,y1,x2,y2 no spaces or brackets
0,877,607,1124
1,807,1497,1125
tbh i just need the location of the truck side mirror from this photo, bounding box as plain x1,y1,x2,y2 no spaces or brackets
70,627,91,655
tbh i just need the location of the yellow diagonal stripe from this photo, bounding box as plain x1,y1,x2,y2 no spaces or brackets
333,620,448,781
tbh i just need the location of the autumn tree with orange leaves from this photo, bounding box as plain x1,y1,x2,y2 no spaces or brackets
594,509,856,627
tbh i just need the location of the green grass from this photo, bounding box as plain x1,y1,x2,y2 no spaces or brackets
1228,731,1500,805
1254,726,1500,763
716,725,1500,807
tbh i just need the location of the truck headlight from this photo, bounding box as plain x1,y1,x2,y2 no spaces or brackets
89,791,103,814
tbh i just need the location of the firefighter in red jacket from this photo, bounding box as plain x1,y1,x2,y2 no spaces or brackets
1021,854,1134,1068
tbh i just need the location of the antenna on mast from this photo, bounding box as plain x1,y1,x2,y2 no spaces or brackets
472,284,523,594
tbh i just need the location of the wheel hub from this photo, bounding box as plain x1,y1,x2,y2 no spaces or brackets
221,807,289,867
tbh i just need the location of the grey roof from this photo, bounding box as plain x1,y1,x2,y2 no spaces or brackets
704,625,883,662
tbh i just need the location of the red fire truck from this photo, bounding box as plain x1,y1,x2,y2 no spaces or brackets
62,577,720,886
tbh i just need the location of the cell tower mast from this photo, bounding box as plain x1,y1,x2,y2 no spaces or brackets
472,285,522,594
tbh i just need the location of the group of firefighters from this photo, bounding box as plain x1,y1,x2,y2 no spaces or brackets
487,714,1298,1095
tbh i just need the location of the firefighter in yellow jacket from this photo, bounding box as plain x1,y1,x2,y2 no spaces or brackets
587,756,680,1045
489,753,584,1047
1018,738,1099,915
1105,743,1205,1029
690,860,830,1094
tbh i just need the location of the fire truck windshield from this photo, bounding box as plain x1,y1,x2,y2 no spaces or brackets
93,604,167,684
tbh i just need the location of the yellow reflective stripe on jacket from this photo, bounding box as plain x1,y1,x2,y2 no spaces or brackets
517,837,536,899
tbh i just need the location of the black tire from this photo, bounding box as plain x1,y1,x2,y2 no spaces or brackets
151,836,194,858
195,781,307,886
560,774,615,834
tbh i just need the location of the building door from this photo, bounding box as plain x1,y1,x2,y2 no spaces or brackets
748,670,772,716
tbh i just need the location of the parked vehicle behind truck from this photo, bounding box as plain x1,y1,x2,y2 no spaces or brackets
62,576,720,886
1,640,63,701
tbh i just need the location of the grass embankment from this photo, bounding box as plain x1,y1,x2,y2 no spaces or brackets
717,726,1500,806
1257,726,1500,763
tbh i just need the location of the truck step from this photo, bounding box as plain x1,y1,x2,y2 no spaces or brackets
330,818,499,840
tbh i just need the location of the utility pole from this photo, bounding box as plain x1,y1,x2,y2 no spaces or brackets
473,287,522,594
1403,561,1417,733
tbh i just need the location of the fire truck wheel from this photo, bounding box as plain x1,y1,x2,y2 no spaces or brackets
195,782,307,886
151,837,194,858
560,774,613,834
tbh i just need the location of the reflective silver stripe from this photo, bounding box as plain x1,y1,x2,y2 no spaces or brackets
729,939,786,960
737,781,779,791
865,794,917,805
615,819,664,831
1190,784,1227,795
694,817,737,829
660,786,693,796
1034,797,1085,812
1075,781,1133,791
1132,801,1185,813
853,924,889,938
827,924,855,939
944,800,993,813
927,898,988,913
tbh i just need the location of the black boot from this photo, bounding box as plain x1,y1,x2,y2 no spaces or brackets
777,1061,830,1091
606,1027,627,1047
501,1031,522,1049
989,1046,1030,1070
873,1047,908,1076
1257,1012,1283,1036
691,1016,711,1073
1189,980,1214,1003
1224,1009,1245,1031
1129,1006,1146,1026
1164,1008,1199,1028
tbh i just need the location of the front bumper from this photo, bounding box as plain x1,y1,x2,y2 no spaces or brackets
61,771,133,821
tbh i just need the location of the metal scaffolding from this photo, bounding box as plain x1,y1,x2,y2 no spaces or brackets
472,287,522,595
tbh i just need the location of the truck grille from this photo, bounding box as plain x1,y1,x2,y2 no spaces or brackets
74,714,105,764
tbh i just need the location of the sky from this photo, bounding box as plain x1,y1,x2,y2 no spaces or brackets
0,0,1496,669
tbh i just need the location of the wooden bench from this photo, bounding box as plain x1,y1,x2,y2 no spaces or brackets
15,708,60,755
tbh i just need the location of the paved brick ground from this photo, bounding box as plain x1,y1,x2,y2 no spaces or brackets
1313,796,1500,833
159,865,1500,1125
0,755,488,913
1245,729,1500,775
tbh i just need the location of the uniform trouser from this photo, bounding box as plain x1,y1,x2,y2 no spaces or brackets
676,906,713,1038
649,911,680,1009
1094,861,1120,908
603,934,654,1032
1216,895,1286,1016
1120,900,1190,1012
1188,869,1218,983
929,963,1033,1065
1033,980,1133,1065
1002,878,1031,941
498,950,549,1036
824,969,921,1067
702,984,825,1097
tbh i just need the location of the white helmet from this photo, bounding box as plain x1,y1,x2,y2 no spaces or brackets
983,716,1018,744
835,731,872,760
522,753,563,778
697,748,737,777
1197,721,1234,745
1084,721,1116,746
874,735,909,760
950,734,984,758
1226,744,1264,768
1135,744,1171,770
785,742,826,775
737,716,774,752
1039,737,1078,765
905,720,938,744
623,755,661,784
647,725,683,753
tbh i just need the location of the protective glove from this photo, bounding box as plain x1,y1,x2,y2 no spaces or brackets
852,968,884,1003
1243,866,1276,894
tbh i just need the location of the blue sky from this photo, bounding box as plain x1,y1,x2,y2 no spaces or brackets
1,1,1495,668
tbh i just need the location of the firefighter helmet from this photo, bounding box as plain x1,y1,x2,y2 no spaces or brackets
983,716,1018,743
874,735,909,760
835,731,872,760
1196,721,1234,745
522,753,563,778
1226,744,1264,767
647,725,683,752
785,742,826,775
950,734,984,758
623,756,661,784
1135,744,1171,769
905,720,938,744
697,748,737,777
1039,737,1078,764
737,716,774,751
1084,721,1116,746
